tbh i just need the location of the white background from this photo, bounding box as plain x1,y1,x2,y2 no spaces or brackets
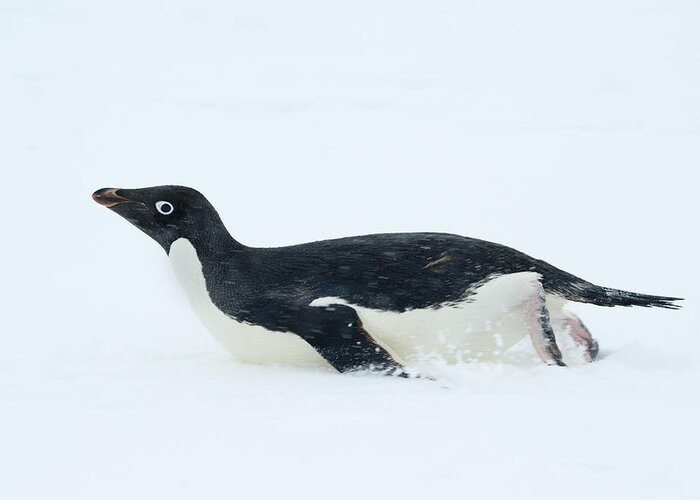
1,1,698,498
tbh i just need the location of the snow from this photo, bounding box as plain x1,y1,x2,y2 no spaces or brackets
1,1,699,498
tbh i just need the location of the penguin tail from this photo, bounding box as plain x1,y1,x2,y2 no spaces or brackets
567,284,682,309
547,278,683,309
536,265,683,309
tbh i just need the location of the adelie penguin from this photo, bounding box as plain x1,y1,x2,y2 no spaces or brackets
93,185,682,376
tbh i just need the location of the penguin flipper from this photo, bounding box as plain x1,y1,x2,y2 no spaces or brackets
294,303,406,376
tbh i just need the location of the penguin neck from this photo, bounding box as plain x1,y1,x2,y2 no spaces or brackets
171,223,246,261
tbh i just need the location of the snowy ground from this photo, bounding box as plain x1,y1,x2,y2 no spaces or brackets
1,1,699,498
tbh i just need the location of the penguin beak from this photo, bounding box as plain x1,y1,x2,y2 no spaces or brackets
92,188,136,208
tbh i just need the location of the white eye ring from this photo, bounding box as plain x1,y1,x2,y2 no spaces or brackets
156,201,174,215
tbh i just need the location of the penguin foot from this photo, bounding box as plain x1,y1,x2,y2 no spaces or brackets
525,281,566,367
562,313,599,363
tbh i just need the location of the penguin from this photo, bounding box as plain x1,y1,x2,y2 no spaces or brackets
92,185,682,375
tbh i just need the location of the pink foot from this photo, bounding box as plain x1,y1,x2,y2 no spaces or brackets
562,313,599,363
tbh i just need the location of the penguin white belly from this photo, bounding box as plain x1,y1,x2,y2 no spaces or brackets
169,238,331,368
311,272,565,364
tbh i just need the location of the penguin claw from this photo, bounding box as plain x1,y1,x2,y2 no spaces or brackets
583,338,600,363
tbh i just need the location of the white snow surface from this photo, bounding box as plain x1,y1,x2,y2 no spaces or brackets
1,1,699,498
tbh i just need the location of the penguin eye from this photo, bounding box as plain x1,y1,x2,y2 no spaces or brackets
155,201,174,215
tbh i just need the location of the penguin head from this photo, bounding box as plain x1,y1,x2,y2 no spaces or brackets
92,185,224,252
